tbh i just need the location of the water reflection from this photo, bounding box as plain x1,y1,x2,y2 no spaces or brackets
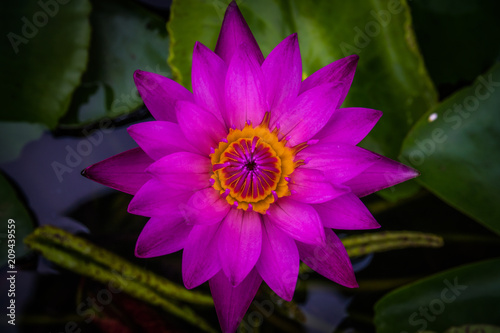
1,123,137,233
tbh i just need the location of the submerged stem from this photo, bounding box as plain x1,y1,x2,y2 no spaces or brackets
25,226,216,333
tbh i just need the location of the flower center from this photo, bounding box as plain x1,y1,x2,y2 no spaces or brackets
245,161,257,171
216,136,281,203
210,113,305,214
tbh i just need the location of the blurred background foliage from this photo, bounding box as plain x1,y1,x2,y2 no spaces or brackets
0,0,499,332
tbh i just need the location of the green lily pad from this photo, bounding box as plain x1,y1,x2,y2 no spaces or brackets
0,1,91,128
400,63,500,235
0,173,35,266
60,0,171,125
374,257,500,332
168,0,437,161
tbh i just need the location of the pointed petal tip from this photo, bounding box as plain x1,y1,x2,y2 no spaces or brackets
193,41,212,57
133,69,146,82
277,32,299,49
343,279,359,289
126,204,136,215
274,281,296,301
373,109,384,124
397,160,421,179
134,246,144,258
215,0,264,65
133,215,191,259
311,223,327,245
81,163,99,181
127,196,147,216
228,274,240,287
143,164,154,176
125,124,136,137
210,269,262,333
305,226,327,246
225,0,242,18
410,165,421,177
80,167,89,178
134,242,151,259
345,54,359,74
348,54,359,61
182,277,198,290
182,273,198,289
284,32,299,49
182,260,212,290
193,40,205,52
126,125,143,145
411,168,421,178
268,284,294,302
355,218,382,230
80,163,100,182
282,292,293,302
133,69,163,89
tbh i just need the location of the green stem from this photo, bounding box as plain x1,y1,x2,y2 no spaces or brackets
300,231,443,274
25,225,216,333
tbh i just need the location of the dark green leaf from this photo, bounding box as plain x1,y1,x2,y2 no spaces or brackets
400,63,500,235
0,173,35,266
410,0,500,97
0,1,91,128
60,0,171,125
374,258,500,332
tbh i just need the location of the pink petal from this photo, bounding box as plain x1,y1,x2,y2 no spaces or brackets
300,55,359,109
192,42,227,122
209,268,262,333
224,43,267,129
289,168,349,204
314,193,380,230
256,219,299,301
182,223,222,289
218,209,262,286
214,1,264,65
127,178,192,217
297,228,358,288
277,82,344,146
147,152,211,191
344,155,420,197
184,188,230,225
312,107,382,145
262,33,302,121
127,121,198,160
83,147,152,195
266,197,325,245
135,215,192,258
176,100,228,155
299,143,381,184
133,70,193,122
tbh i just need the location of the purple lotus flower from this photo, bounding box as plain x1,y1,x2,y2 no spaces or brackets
84,2,418,332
